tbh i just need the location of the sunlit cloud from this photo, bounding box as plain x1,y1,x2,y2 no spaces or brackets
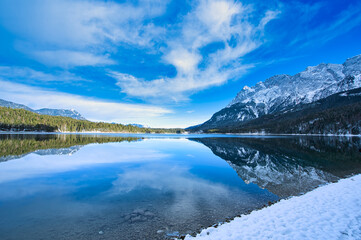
0,0,360,127
111,0,279,102
0,66,86,83
0,0,279,101
29,50,115,68
0,80,172,124
0,0,169,68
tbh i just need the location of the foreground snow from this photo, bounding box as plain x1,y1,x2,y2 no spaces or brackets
186,174,361,240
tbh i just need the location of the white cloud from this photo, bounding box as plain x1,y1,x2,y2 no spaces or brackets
196,0,242,41
0,66,86,83
112,0,278,101
0,0,280,104
0,80,172,125
0,0,169,67
30,50,115,68
164,48,202,74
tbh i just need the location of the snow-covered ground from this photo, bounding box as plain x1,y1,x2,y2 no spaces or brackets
186,174,361,240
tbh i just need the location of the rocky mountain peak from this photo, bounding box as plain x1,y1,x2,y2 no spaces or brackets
192,54,361,132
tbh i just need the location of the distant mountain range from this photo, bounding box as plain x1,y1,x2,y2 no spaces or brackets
0,99,86,120
130,123,150,128
189,54,361,135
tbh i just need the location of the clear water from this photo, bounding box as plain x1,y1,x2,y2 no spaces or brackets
0,133,360,240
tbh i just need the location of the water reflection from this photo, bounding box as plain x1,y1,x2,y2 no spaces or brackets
0,134,139,162
0,134,360,240
191,136,361,197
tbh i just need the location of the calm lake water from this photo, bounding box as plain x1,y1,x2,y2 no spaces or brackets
0,133,360,240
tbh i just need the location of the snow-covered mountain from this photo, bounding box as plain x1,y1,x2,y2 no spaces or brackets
191,54,361,131
35,108,86,120
0,99,86,120
0,99,33,112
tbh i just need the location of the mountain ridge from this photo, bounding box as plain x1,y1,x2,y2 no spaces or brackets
189,54,361,134
0,99,86,120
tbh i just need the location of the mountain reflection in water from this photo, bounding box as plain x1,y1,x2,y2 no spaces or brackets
0,134,360,240
191,136,361,198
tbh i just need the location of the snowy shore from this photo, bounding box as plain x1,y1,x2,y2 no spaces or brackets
186,174,361,240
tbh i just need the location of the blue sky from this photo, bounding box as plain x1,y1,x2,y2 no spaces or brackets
0,0,360,127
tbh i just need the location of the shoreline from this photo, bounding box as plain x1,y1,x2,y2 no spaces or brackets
0,130,360,137
186,174,361,240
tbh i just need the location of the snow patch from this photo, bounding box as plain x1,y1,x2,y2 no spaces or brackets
186,174,361,240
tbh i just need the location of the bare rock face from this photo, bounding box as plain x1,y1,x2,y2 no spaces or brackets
192,54,361,131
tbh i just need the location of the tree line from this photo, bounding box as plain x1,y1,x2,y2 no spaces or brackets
0,106,184,133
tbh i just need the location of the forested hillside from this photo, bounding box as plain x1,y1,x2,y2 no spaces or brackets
0,107,184,133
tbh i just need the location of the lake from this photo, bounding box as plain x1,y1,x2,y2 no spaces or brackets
0,133,360,240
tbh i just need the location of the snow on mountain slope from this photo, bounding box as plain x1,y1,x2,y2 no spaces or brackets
194,54,361,130
35,108,86,120
0,99,86,120
0,99,33,112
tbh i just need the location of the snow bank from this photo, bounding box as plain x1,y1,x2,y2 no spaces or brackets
186,174,361,240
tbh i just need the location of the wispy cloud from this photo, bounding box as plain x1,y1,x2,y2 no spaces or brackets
0,0,169,68
283,1,361,48
0,0,279,101
0,66,86,83
111,0,279,102
0,80,172,125
29,50,115,68
3,0,358,108
316,2,361,43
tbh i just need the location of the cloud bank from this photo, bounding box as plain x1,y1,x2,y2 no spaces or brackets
0,80,171,125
